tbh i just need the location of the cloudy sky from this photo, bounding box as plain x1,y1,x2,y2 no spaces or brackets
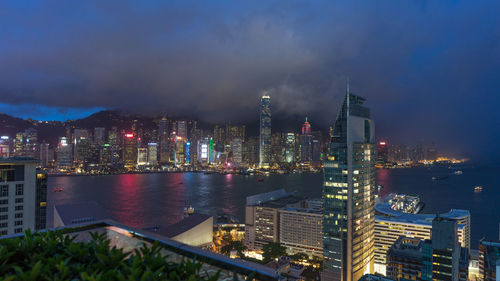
0,0,499,160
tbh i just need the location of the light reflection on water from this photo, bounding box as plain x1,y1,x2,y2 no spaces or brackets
48,166,498,247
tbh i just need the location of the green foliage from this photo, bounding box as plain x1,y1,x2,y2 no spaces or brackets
220,240,247,258
262,242,287,263
0,229,220,281
290,252,309,262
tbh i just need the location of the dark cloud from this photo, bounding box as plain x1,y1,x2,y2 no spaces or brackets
0,0,499,161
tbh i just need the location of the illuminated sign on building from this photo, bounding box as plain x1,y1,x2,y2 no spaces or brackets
201,144,208,159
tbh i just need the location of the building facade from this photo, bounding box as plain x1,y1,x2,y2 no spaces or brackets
323,92,376,281
259,95,271,168
0,157,47,236
479,239,500,281
386,236,423,281
373,206,470,276
279,207,323,258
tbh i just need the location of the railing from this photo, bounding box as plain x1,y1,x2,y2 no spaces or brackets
0,220,283,281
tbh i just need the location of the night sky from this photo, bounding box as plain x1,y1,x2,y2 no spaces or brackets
0,1,499,161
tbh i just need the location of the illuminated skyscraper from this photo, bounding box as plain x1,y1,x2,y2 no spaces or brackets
376,141,388,164
158,117,170,164
147,143,158,166
259,95,271,168
136,148,148,167
323,88,376,281
231,138,243,167
0,136,10,157
56,137,72,169
177,121,187,140
122,133,137,169
300,117,313,165
285,133,296,163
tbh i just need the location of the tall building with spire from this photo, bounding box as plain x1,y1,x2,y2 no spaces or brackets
300,117,313,164
259,95,271,168
322,86,376,281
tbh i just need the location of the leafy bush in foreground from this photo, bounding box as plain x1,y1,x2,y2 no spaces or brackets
0,230,220,281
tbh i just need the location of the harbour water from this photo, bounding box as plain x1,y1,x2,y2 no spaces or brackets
48,165,499,248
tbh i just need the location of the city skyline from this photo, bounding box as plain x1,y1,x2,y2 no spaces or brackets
0,2,498,281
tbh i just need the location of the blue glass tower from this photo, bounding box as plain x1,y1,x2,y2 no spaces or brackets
322,88,376,281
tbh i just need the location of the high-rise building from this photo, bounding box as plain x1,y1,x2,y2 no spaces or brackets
376,141,388,164
56,137,73,170
39,142,50,167
231,138,243,167
198,138,209,165
285,133,296,164
147,143,158,166
35,170,47,230
177,121,187,140
421,216,463,281
245,189,303,250
13,129,38,158
300,117,313,165
478,239,500,281
279,207,323,258
374,204,470,275
158,118,170,165
107,127,120,167
24,128,38,158
0,157,47,236
158,117,168,137
0,136,10,157
243,136,259,167
136,148,148,167
14,132,25,156
271,132,285,165
259,95,271,168
94,127,106,145
323,90,376,281
122,133,137,169
386,237,424,281
312,139,321,167
174,135,185,166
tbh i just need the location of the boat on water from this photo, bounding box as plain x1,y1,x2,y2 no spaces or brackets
183,206,195,217
454,170,463,175
257,178,264,182
474,186,483,192
53,188,63,192
432,175,449,180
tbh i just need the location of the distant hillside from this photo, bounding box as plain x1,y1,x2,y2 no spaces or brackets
0,110,329,147
0,113,33,136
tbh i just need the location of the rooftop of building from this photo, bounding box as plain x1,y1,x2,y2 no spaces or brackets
375,203,470,221
479,238,500,267
375,214,466,230
143,213,212,238
54,201,112,226
280,206,322,215
358,274,395,281
0,156,39,164
260,195,303,209
246,188,304,209
388,236,423,259
246,188,291,206
480,238,500,247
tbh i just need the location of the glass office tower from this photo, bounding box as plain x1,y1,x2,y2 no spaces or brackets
323,90,376,281
259,95,271,168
